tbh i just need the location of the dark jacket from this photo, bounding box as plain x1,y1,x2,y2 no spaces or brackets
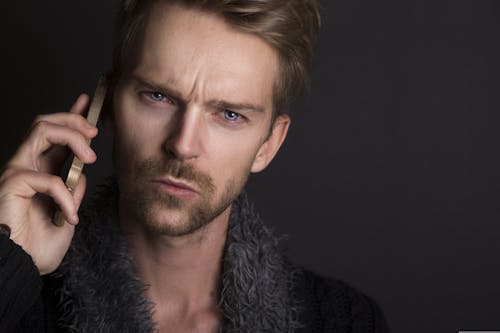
0,184,389,332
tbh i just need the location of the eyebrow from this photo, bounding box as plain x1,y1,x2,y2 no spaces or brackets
131,73,184,101
210,100,264,114
130,73,265,113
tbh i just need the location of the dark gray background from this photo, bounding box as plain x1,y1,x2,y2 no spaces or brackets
2,1,500,332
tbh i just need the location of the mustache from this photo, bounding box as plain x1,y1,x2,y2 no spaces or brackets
137,157,214,190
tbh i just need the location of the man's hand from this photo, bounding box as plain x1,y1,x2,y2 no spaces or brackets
0,94,98,275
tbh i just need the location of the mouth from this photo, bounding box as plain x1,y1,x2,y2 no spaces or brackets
152,177,199,198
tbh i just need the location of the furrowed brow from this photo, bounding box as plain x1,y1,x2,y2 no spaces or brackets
130,73,184,101
211,100,265,113
130,73,265,113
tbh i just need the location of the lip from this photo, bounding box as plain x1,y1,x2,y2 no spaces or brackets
152,177,199,197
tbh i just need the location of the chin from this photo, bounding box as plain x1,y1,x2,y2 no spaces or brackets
141,206,209,237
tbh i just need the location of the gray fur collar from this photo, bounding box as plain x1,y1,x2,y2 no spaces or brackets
56,182,300,332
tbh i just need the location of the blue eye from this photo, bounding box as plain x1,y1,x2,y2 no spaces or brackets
223,110,240,121
150,92,165,102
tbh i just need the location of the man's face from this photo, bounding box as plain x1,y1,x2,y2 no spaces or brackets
112,4,289,236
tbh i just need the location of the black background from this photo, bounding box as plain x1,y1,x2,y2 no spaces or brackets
2,1,500,332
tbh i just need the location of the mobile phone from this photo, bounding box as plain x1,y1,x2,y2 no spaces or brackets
53,76,108,226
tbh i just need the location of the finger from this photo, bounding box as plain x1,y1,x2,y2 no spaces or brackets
35,113,98,140
69,94,90,115
35,104,98,141
73,173,87,211
2,170,79,225
10,121,97,171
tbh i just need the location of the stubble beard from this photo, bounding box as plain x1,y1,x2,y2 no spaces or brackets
117,156,246,237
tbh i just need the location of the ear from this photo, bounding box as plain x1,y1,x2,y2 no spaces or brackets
251,114,291,173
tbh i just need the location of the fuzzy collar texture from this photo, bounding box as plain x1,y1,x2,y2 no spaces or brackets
56,182,300,332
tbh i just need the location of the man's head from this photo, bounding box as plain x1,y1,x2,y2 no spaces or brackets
110,1,320,236
111,0,320,116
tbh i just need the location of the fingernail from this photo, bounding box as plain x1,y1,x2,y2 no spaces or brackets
72,214,79,224
84,121,95,129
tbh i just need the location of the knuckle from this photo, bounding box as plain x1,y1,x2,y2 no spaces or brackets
32,114,46,125
0,167,16,184
63,112,80,124
32,114,53,131
31,120,50,135
4,167,26,179
64,112,84,126
75,114,87,124
0,168,30,189
48,174,64,188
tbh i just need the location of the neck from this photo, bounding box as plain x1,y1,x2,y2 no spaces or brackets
118,203,231,329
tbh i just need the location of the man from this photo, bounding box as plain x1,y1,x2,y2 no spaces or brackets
0,0,388,332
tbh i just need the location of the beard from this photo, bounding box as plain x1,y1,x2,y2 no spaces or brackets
116,155,246,237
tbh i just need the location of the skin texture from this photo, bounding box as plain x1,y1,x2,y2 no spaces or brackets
113,4,290,332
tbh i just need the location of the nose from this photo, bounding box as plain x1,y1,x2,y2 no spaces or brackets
163,106,203,160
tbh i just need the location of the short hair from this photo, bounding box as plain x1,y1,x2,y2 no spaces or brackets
111,0,321,115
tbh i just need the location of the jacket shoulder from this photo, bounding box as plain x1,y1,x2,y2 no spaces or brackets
292,269,390,333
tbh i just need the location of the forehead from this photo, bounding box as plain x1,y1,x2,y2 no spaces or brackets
134,3,279,111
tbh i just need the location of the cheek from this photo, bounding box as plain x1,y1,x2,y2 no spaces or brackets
114,97,169,156
207,135,263,184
